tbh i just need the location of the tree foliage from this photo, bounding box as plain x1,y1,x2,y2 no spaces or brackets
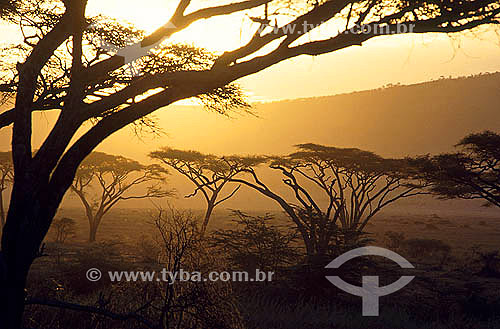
413,131,500,208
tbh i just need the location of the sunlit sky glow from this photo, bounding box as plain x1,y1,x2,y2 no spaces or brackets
82,0,500,102
1,0,500,102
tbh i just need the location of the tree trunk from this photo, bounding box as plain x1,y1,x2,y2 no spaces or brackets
0,250,30,329
88,213,103,242
0,189,5,229
0,184,55,329
88,220,98,242
201,203,215,235
302,235,315,260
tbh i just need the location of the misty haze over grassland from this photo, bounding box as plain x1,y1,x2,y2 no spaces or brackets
2,73,497,211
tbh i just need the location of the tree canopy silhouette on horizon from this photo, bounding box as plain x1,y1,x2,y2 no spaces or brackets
413,131,500,208
149,147,264,233
72,151,172,242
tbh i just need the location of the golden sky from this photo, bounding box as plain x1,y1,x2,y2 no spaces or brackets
83,0,500,101
1,0,499,101
1,0,499,153
2,0,500,154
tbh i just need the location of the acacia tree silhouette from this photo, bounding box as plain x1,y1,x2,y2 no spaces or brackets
413,131,500,208
149,148,264,234
230,144,429,258
0,0,499,327
72,152,171,242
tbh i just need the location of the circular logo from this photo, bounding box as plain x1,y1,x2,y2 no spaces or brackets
86,268,102,282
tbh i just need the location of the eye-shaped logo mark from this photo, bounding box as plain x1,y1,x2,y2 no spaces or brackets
325,246,415,316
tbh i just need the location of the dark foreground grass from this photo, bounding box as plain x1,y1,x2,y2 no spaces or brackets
240,294,500,329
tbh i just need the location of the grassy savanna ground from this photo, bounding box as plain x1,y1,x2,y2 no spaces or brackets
23,200,500,329
52,198,500,256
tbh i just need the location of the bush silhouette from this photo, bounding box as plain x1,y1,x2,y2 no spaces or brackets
50,217,77,244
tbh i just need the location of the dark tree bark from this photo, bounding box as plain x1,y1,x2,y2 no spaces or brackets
0,188,5,229
0,179,63,328
88,218,100,243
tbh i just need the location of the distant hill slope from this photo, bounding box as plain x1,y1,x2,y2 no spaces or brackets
2,72,499,211
247,72,500,157
1,72,499,160
94,71,500,160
